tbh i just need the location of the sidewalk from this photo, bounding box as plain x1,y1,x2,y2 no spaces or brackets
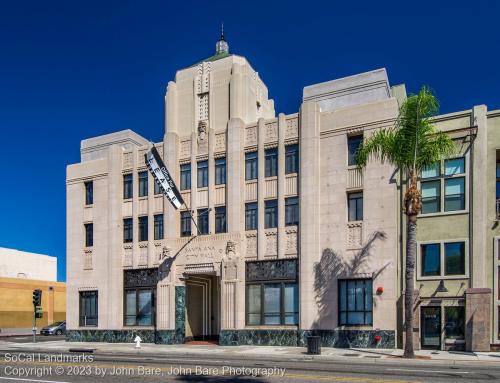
0,328,33,337
1,339,499,365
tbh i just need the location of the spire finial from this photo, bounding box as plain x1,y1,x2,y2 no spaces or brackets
215,23,229,54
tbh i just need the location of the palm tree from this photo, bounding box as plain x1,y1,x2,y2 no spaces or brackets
356,87,455,358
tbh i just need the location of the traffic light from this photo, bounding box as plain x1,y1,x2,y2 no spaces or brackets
35,306,43,319
32,289,42,306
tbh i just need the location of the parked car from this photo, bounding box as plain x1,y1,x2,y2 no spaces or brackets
40,321,66,336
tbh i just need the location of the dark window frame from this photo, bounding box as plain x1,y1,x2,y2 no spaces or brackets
245,202,258,231
285,197,299,226
180,163,191,191
245,281,298,326
245,151,258,180
138,171,148,197
180,211,192,237
264,199,278,229
215,157,226,185
444,242,465,276
197,160,209,188
123,218,133,243
154,214,164,240
348,192,363,221
285,144,299,174
421,243,441,277
123,174,133,199
444,306,465,340
197,208,209,235
338,278,373,326
215,206,227,233
84,223,93,247
265,148,278,178
347,135,363,166
123,287,155,327
138,216,148,242
79,290,98,327
85,181,93,205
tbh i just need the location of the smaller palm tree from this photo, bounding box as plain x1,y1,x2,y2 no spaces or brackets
356,86,455,358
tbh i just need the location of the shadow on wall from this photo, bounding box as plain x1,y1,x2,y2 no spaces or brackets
312,231,390,328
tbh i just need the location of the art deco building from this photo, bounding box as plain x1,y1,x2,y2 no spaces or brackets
66,34,499,350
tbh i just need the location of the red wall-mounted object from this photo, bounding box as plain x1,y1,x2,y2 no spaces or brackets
376,286,384,294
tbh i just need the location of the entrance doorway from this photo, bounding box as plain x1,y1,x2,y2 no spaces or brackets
421,306,441,349
185,274,220,342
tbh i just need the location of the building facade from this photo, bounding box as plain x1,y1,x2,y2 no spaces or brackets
66,36,499,350
0,247,65,329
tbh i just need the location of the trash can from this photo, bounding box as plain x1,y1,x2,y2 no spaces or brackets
306,336,321,355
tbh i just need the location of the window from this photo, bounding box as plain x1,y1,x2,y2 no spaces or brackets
496,161,500,200
245,151,258,180
420,157,466,214
138,216,148,242
444,177,465,211
421,243,440,276
246,283,298,325
85,181,93,205
215,206,226,233
197,160,208,188
138,171,148,197
180,164,191,190
197,209,209,235
154,180,162,195
338,279,373,325
123,174,133,199
285,144,299,174
265,199,278,229
265,148,278,177
180,211,191,237
79,291,98,326
245,202,258,230
124,289,154,326
285,197,299,226
215,158,226,185
421,180,441,214
444,242,465,275
420,241,466,277
84,223,93,247
123,218,133,243
154,214,163,240
348,192,363,221
347,135,363,166
444,306,465,339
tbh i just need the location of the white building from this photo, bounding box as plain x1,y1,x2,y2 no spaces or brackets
0,247,57,282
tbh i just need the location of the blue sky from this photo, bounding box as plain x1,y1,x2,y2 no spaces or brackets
0,0,498,281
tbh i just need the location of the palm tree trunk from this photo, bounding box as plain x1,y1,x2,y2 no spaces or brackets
403,213,417,358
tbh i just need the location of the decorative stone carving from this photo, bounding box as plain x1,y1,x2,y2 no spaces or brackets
265,122,278,142
285,117,299,139
123,245,133,267
198,121,207,141
124,268,158,288
162,246,172,260
246,259,297,282
245,126,257,146
347,222,363,249
123,152,133,169
180,140,191,159
138,243,148,266
226,240,237,260
83,249,92,270
285,228,298,255
245,233,257,258
265,231,278,256
215,133,226,152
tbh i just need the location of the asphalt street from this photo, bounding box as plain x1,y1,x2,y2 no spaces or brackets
0,336,66,343
0,347,500,383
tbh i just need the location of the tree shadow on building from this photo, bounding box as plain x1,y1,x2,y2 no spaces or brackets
312,231,389,328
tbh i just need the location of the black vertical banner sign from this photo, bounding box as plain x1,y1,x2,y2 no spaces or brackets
145,146,184,209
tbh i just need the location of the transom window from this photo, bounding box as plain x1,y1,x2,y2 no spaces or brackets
420,241,466,278
420,157,466,214
265,148,278,177
245,151,258,180
338,279,373,326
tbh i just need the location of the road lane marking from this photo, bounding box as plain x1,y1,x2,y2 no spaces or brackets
387,368,470,374
0,377,70,383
